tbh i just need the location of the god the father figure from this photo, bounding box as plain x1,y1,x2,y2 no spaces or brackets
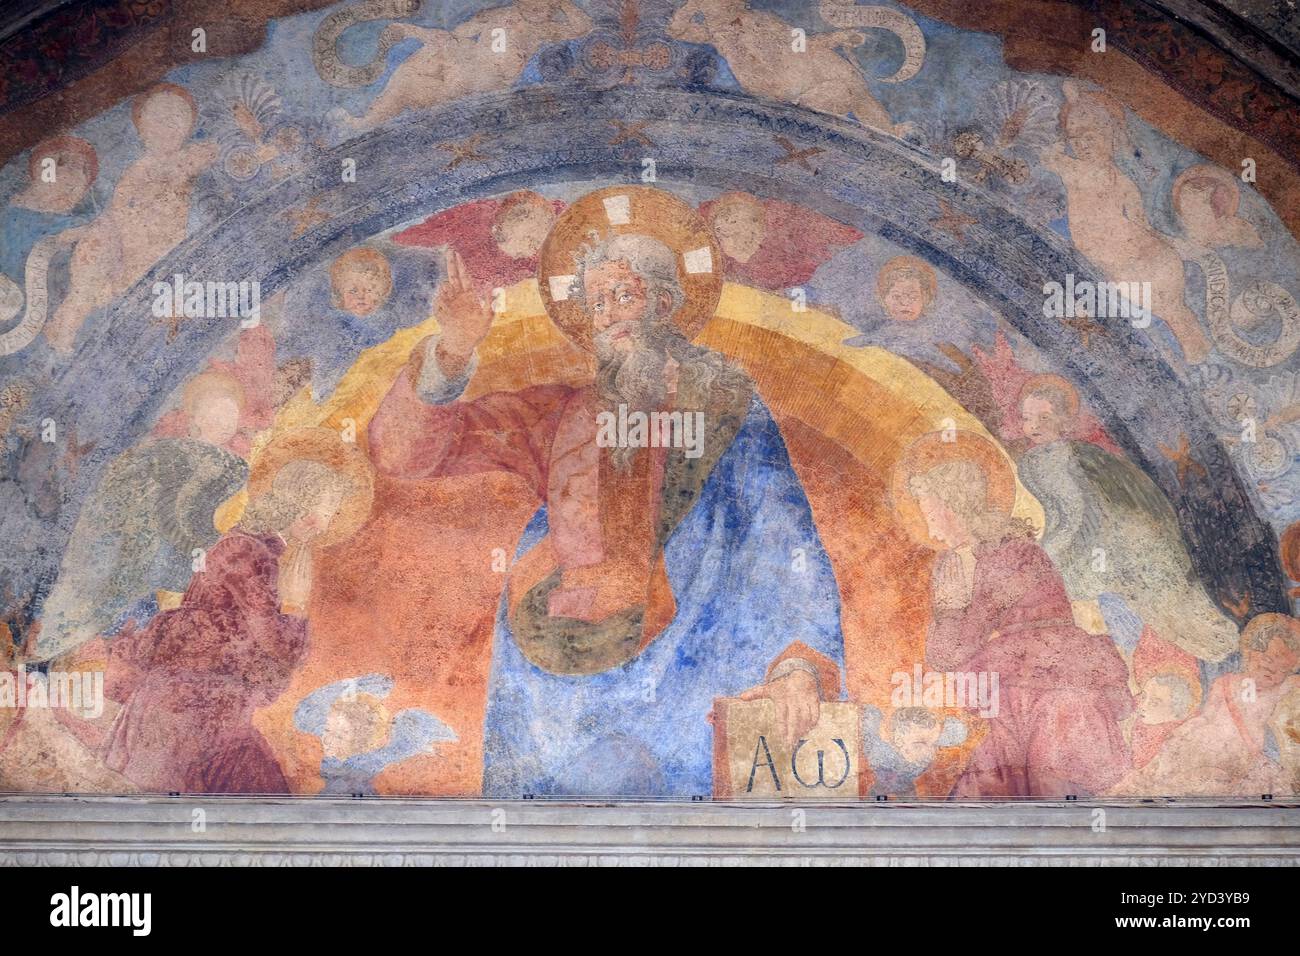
369,228,845,796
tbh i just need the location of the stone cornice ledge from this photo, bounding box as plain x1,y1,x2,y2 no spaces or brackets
0,797,1297,866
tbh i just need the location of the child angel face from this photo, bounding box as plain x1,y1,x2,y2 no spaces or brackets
337,269,388,316
1177,178,1227,236
1244,632,1300,689
1137,675,1193,725
493,199,555,260
183,372,245,448
323,694,390,760
1063,102,1116,161
191,395,241,447
876,257,936,323
708,194,766,264
890,709,943,765
1019,393,1071,446
21,138,97,213
135,88,197,153
1018,377,1079,447
882,275,928,322
330,249,394,317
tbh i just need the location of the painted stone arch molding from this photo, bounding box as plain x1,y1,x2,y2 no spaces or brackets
0,0,1298,825
19,86,1289,616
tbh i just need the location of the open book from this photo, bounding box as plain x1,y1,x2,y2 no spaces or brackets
713,697,862,799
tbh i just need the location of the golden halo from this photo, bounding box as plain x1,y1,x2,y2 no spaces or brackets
248,427,374,548
537,185,723,351
1172,163,1240,221
890,430,1017,549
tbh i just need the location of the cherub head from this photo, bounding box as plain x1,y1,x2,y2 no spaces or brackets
1240,614,1300,690
322,692,391,760
1018,374,1079,447
329,248,393,317
491,190,556,261
132,83,199,153
14,136,98,214
889,707,944,765
876,255,937,323
1059,83,1127,162
1137,673,1195,726
705,192,766,264
1172,164,1263,250
183,371,245,447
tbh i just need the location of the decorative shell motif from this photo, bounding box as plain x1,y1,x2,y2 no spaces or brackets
977,80,1058,153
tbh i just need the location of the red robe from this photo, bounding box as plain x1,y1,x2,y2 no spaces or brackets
368,362,832,678
928,535,1132,797
393,197,564,291
101,531,308,793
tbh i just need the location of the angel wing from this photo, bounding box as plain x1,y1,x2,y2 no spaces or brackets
32,438,247,662
911,342,1004,437
1019,439,1237,661
369,708,458,769
1071,440,1182,529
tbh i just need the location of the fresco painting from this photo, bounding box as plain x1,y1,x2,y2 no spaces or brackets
0,0,1298,801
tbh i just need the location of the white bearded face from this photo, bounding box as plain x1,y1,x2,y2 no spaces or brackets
576,234,685,367
573,233,740,465
587,260,656,363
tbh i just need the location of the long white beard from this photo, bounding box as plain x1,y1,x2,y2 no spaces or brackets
595,309,674,411
593,311,742,471
599,343,669,409
595,312,676,470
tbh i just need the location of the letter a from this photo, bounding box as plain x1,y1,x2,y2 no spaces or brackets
747,735,781,792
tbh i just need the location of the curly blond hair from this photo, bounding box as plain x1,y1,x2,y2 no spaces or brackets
876,256,937,311
240,459,355,535
908,460,1017,545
